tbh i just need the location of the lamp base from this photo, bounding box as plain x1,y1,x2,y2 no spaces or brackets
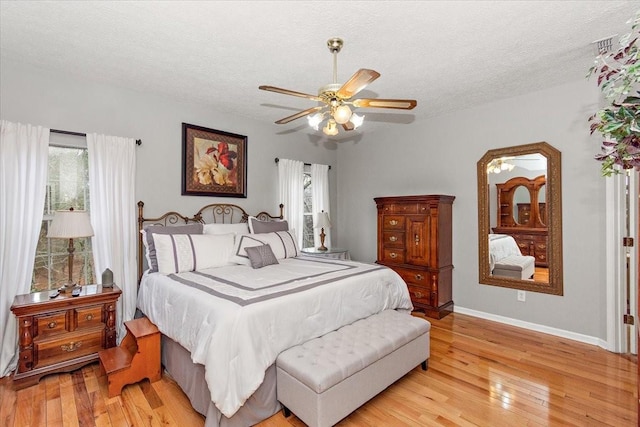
317,228,328,251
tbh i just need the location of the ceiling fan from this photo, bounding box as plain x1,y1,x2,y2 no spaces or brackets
259,37,417,136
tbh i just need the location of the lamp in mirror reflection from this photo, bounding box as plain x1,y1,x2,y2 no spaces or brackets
486,157,516,174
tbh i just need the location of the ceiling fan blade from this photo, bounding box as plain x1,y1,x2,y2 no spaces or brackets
336,69,381,99
352,98,417,110
259,85,322,102
275,106,324,124
342,121,355,131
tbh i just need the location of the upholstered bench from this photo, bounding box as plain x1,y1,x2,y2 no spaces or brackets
276,309,430,427
492,255,535,280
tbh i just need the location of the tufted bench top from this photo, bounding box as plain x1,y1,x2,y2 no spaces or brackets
493,254,535,271
276,310,430,394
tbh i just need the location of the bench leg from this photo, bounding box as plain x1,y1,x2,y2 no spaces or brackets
282,406,291,417
421,360,428,371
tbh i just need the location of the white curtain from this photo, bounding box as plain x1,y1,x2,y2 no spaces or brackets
278,159,304,248
0,121,49,377
87,134,137,342
311,163,331,248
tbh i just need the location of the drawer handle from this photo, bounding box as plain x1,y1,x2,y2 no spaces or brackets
389,236,398,242
61,342,82,352
85,314,94,321
414,291,423,298
415,274,423,280
414,234,420,244
48,321,57,329
389,220,398,226
389,252,398,259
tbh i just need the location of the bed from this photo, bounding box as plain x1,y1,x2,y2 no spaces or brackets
135,201,414,427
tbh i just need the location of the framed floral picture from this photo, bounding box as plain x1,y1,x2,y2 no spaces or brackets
182,123,247,198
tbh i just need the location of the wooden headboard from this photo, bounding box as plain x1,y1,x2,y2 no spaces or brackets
137,201,284,281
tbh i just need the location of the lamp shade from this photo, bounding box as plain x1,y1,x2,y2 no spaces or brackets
315,211,331,229
47,209,94,239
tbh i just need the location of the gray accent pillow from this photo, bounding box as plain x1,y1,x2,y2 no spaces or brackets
248,216,289,234
244,244,279,269
144,224,204,272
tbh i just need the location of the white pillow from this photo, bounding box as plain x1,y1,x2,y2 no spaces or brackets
231,230,300,265
203,222,249,235
153,233,235,274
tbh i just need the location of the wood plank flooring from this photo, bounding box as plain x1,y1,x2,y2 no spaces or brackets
0,312,636,426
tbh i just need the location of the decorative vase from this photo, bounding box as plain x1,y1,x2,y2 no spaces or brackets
102,268,114,288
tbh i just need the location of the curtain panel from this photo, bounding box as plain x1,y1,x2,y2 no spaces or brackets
87,134,137,342
0,121,49,377
278,159,304,248
311,163,331,248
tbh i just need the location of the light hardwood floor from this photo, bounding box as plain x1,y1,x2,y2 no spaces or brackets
0,312,636,426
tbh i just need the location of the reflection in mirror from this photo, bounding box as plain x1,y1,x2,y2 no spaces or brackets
477,142,563,295
513,186,530,225
539,184,547,226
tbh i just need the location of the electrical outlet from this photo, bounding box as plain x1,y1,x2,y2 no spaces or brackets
517,290,526,302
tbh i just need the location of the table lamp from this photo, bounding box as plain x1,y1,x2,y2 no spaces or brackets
47,207,94,288
315,210,331,251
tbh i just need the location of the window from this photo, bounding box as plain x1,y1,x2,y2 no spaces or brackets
31,144,95,292
302,171,314,248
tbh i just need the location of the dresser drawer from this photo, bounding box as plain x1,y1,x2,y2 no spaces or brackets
406,284,432,307
382,248,405,264
381,204,419,214
75,305,104,330
383,215,405,230
382,231,405,248
36,312,67,338
34,329,103,369
394,267,429,286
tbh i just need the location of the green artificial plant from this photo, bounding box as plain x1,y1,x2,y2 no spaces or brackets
588,10,640,176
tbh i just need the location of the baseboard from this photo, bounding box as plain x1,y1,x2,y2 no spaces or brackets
454,306,607,348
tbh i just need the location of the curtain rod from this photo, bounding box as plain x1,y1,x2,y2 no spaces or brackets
274,157,331,170
51,128,142,146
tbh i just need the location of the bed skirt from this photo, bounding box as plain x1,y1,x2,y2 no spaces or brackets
161,335,281,427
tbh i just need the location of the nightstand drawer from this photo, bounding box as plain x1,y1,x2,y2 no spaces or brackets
76,305,104,330
36,312,67,337
34,329,103,369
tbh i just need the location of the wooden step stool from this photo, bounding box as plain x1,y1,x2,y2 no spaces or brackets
99,317,161,397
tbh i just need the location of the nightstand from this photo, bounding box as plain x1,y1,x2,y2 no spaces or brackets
10,284,121,389
301,247,351,260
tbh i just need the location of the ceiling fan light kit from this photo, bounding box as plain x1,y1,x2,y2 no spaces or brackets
259,37,417,136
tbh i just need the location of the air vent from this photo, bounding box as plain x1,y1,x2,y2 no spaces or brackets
592,35,616,55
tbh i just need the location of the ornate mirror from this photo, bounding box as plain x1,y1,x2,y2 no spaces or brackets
477,141,563,295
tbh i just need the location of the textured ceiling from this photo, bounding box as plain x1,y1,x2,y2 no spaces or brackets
0,1,637,139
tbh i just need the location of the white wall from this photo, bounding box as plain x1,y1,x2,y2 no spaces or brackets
0,60,338,238
336,78,607,340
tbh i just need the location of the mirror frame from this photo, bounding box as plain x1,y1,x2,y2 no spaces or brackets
477,141,563,295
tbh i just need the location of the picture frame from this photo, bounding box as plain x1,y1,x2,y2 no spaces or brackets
182,122,247,198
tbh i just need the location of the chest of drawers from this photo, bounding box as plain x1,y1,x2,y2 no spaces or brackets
375,195,455,319
10,285,121,389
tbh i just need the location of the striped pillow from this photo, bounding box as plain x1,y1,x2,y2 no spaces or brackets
153,233,235,274
231,230,299,266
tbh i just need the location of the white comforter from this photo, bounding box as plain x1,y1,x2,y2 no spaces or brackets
137,256,413,417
